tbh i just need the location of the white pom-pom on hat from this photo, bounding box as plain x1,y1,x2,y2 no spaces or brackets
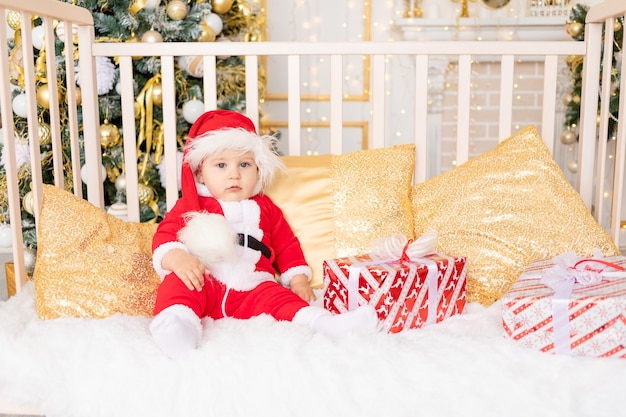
178,211,239,266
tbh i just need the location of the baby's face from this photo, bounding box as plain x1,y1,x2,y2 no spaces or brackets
197,149,259,201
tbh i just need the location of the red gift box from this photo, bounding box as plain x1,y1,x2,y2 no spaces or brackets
323,253,467,333
502,255,626,358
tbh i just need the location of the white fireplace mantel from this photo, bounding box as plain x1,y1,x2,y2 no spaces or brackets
394,16,571,42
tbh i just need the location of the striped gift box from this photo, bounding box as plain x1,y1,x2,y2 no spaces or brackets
323,253,467,333
502,256,626,358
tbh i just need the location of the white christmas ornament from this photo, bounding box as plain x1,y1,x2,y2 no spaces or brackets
12,93,28,118
115,173,127,191
107,202,129,222
0,224,12,248
55,21,78,43
182,99,205,123
567,159,578,173
81,163,107,183
143,0,160,9
158,151,183,192
178,55,204,78
204,13,223,35
31,25,45,50
76,56,117,95
0,131,30,170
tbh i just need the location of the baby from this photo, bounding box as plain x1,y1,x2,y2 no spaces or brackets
149,110,379,359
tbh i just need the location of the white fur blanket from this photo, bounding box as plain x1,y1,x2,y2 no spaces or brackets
1,283,625,417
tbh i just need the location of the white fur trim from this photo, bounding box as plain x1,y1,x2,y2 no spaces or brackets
178,212,239,266
150,304,202,359
152,241,188,280
185,128,285,192
280,265,313,288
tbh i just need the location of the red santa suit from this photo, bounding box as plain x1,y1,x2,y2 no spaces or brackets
152,110,312,322
149,110,378,359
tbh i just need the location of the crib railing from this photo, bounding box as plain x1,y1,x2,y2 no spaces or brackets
1,0,624,297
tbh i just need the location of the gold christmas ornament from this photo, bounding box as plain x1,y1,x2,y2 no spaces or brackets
211,0,234,14
100,119,121,148
22,190,35,215
66,86,82,106
615,19,622,33
167,0,188,20
238,2,252,18
197,22,216,42
36,84,58,109
137,183,155,205
561,92,573,106
567,159,578,174
560,129,577,145
566,21,583,37
151,81,163,106
142,29,163,43
6,10,21,31
38,121,52,146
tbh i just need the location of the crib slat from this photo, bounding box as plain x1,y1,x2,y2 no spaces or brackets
0,7,27,292
330,54,343,154
287,55,301,155
498,55,514,141
609,28,626,245
371,54,385,149
576,23,603,210
42,17,65,190
76,24,104,208
161,55,179,212
540,55,558,153
20,13,43,222
245,55,259,129
414,54,429,184
456,55,471,166
118,56,140,222
593,21,616,227
204,55,218,110
58,18,83,199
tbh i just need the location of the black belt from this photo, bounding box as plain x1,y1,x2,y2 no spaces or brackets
237,233,272,260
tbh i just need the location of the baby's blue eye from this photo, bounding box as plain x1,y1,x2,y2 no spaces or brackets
217,162,226,168
240,162,250,168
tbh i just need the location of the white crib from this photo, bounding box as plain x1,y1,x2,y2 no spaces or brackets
1,0,624,296
0,0,625,415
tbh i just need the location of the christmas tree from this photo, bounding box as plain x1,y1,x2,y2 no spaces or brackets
561,4,622,145
0,0,264,252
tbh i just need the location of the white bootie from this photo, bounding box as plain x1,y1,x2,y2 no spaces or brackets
292,305,379,337
150,304,203,359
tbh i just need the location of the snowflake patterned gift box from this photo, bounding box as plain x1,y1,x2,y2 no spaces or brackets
501,253,626,358
323,252,467,333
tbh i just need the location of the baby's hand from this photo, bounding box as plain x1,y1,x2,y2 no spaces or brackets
290,274,316,303
162,248,209,291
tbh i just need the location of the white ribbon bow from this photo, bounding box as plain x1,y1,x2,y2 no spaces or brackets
370,230,438,261
540,250,626,355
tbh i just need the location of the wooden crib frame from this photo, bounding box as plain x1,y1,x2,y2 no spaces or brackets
1,0,625,297
1,0,625,302
0,0,625,414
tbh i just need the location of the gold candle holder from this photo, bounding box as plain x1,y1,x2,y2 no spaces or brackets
451,0,477,18
404,0,423,18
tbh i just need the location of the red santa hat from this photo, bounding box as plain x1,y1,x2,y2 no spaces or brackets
180,110,284,208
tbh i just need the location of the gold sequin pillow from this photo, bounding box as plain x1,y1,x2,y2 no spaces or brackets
266,144,415,288
33,184,160,319
411,126,619,306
